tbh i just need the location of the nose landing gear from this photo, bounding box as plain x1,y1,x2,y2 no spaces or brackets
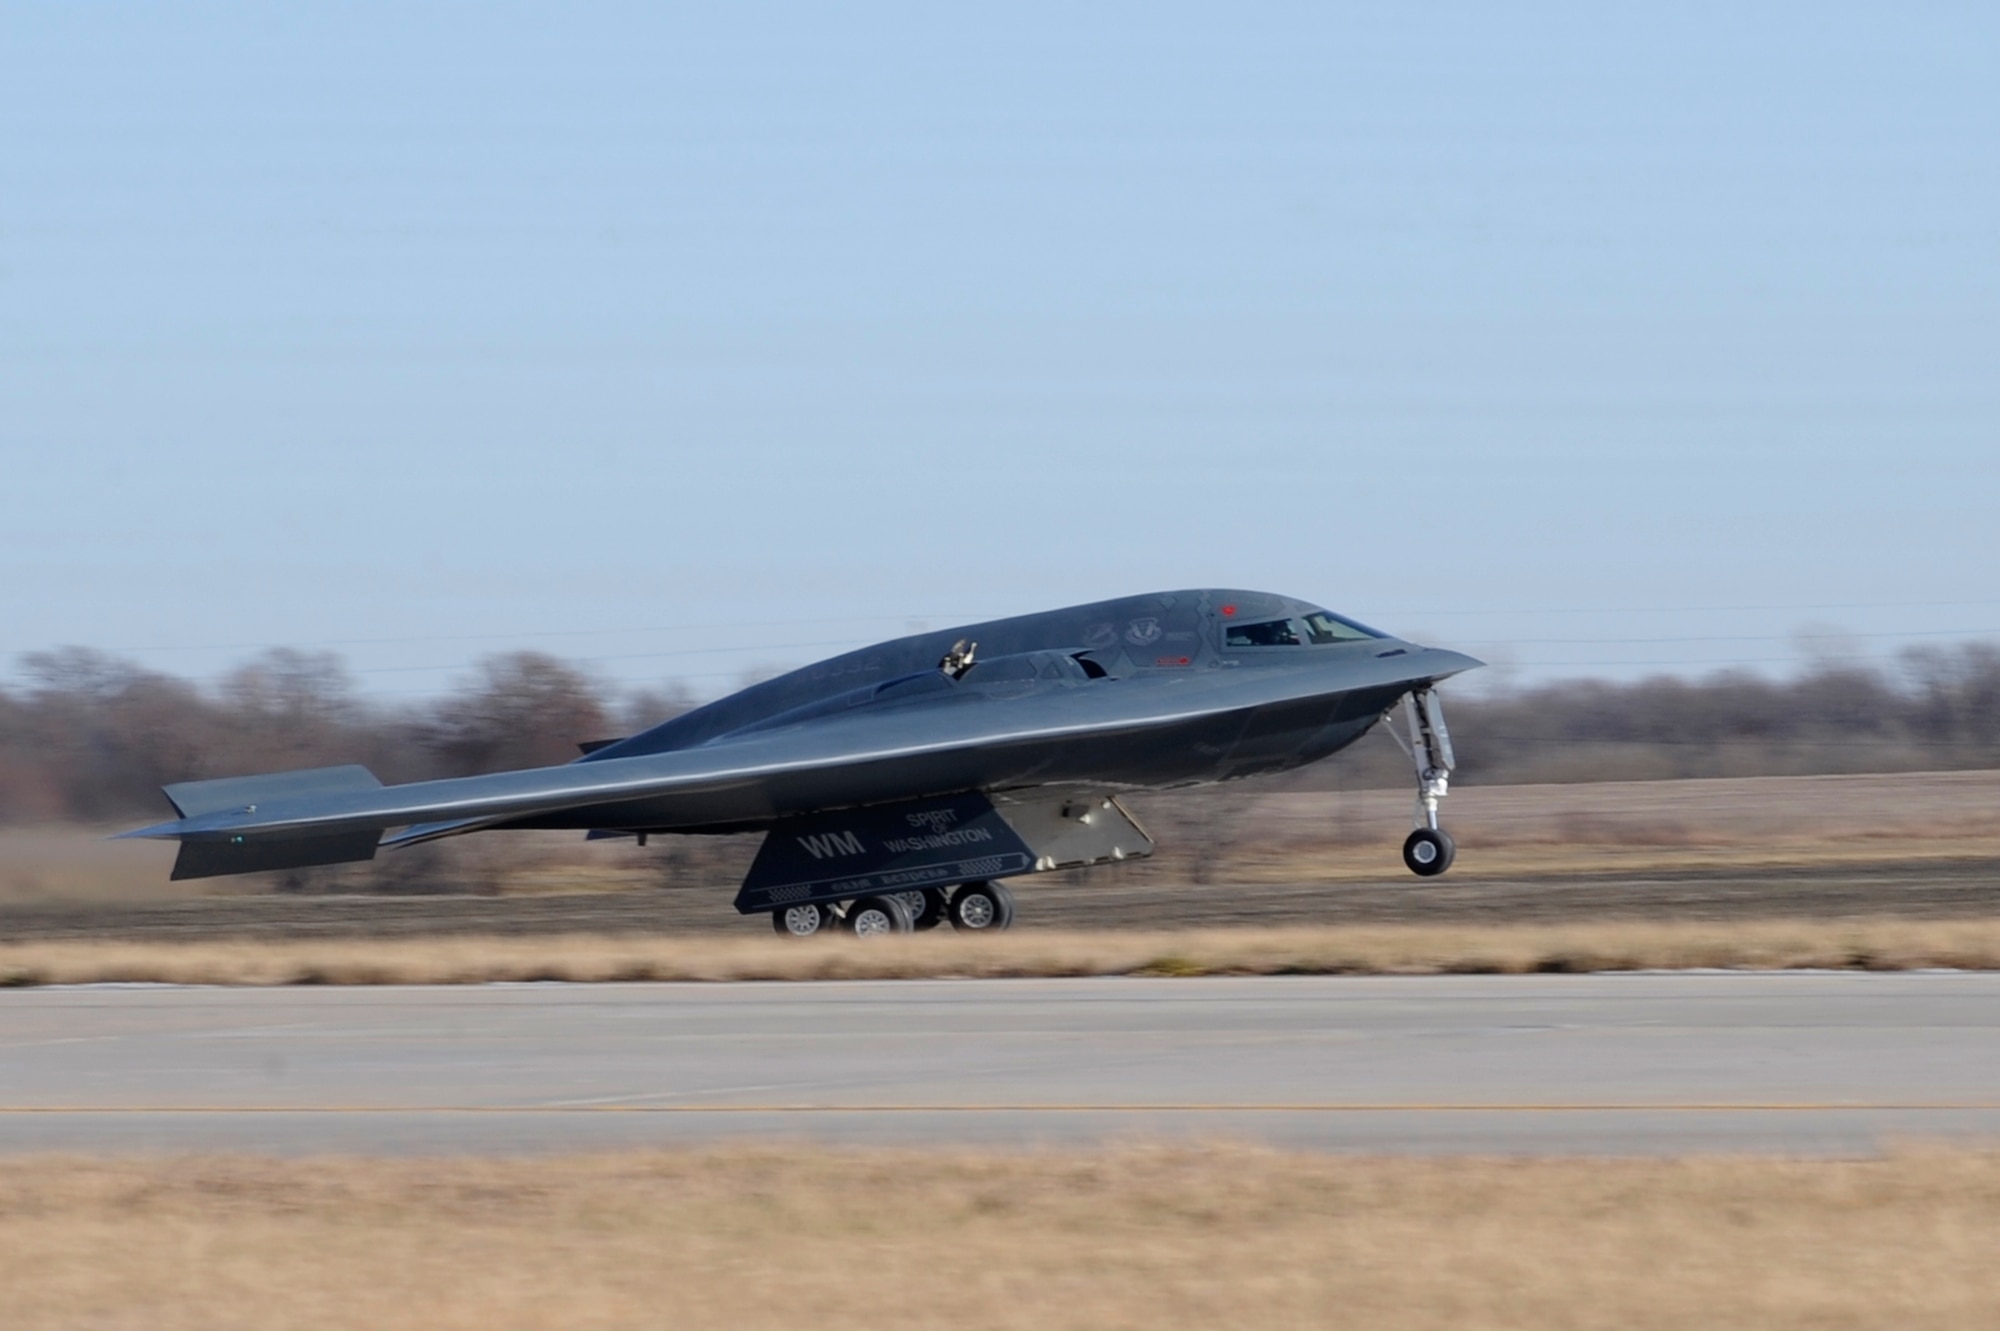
1395,687,1458,877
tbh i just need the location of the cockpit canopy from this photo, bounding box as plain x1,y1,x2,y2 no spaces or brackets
1223,609,1382,649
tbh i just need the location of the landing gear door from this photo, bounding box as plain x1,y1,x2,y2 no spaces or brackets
735,789,1155,915
991,789,1155,872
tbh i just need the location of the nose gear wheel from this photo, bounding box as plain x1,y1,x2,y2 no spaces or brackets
1402,827,1456,876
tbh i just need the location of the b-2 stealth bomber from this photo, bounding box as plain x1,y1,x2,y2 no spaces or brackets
123,590,1480,937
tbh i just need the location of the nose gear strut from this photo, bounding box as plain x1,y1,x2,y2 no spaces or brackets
1392,687,1458,876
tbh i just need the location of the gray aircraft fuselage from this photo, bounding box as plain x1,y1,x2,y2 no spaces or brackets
537,587,1478,834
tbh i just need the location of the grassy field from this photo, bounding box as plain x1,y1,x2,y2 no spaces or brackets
8,916,2000,985
6,1145,2000,1330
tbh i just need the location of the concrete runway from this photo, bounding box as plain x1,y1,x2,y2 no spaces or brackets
4,974,2000,1155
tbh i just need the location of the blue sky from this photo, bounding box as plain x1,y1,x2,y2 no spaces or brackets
4,2,1996,700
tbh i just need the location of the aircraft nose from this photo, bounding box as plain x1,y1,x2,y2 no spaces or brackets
1415,646,1484,680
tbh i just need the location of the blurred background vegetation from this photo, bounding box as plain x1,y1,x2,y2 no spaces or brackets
2,644,1997,902
3,642,1997,823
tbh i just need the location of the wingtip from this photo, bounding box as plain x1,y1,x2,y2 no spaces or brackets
112,821,186,842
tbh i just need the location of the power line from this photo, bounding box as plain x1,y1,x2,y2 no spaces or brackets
39,626,2000,673
1376,598,2000,617
45,597,2000,658
330,636,878,677
1471,734,1995,750
1491,654,1988,669
1469,629,2000,646
72,613,983,657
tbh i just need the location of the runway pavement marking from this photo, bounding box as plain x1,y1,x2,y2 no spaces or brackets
5,1103,2000,1115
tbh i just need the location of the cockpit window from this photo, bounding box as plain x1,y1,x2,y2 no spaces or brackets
1301,610,1382,644
1225,617,1304,647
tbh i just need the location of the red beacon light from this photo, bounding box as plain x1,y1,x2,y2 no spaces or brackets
1220,604,1236,616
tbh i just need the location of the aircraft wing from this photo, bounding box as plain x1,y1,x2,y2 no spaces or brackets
121,646,1479,879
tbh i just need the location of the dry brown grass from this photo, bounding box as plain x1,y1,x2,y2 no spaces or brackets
5,1145,2000,1330
7,917,2000,986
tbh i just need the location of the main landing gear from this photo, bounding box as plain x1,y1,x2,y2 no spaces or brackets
1394,687,1458,877
770,881,1016,940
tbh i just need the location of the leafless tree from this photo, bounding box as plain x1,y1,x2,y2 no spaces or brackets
419,652,612,775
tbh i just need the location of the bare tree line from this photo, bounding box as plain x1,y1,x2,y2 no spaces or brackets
2,642,1998,825
1265,644,2000,792
0,648,687,823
